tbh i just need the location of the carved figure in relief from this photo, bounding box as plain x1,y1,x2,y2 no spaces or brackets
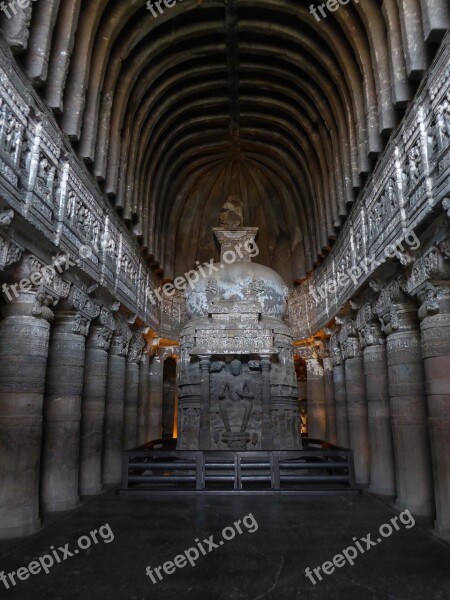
387,178,397,214
409,145,422,184
92,220,100,247
66,191,76,219
20,139,32,173
217,359,255,433
437,97,450,142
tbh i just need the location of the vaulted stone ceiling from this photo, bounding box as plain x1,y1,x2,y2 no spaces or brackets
2,0,448,282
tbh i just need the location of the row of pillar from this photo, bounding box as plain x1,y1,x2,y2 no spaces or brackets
0,256,169,539
301,240,450,540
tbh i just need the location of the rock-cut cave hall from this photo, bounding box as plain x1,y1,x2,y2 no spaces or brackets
0,1,449,599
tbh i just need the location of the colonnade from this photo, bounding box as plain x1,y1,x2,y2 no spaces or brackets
299,236,450,540
0,252,176,539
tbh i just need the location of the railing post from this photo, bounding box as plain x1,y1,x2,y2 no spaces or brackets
347,452,357,489
271,452,281,490
196,452,205,490
122,451,130,490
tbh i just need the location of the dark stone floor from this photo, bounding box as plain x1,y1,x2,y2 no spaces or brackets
0,491,449,600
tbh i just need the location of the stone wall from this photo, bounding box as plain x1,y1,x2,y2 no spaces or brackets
288,35,450,339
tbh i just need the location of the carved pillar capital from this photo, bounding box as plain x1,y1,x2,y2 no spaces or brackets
322,356,333,372
338,318,362,359
294,339,322,362
305,355,324,376
0,234,23,272
55,286,101,337
328,329,343,366
127,331,146,364
0,210,23,272
260,354,272,369
198,354,211,369
401,242,450,320
109,317,132,357
375,278,418,335
356,301,385,347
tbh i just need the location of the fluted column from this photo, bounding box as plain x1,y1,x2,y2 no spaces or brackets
137,353,150,445
148,350,164,441
305,351,326,440
79,307,115,496
0,291,54,538
323,356,338,445
340,317,370,486
356,303,396,496
0,251,67,539
260,354,273,449
124,332,145,449
404,240,450,536
329,329,350,447
41,289,100,512
102,319,131,485
199,355,211,449
375,280,434,516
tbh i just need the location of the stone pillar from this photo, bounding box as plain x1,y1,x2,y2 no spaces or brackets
137,353,150,446
260,354,273,449
340,318,370,486
329,329,350,447
376,280,434,516
124,332,145,450
356,303,396,496
79,307,115,496
404,240,450,535
148,351,164,441
199,355,211,449
102,319,130,485
0,249,68,538
305,353,326,440
41,289,100,512
0,290,54,538
323,356,338,445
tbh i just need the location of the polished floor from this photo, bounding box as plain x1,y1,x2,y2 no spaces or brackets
0,491,449,600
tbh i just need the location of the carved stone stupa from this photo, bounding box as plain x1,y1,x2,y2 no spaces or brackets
177,198,301,451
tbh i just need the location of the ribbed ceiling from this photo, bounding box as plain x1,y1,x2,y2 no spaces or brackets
4,0,448,282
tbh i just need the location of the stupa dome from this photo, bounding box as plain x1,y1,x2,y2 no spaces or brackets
185,261,288,319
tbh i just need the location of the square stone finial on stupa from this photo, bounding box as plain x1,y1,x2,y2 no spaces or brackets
212,228,259,262
213,194,258,262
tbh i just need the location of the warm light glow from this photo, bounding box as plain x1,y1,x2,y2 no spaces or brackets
172,393,178,439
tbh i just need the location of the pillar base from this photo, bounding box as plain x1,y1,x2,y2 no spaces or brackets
435,520,450,541
81,485,104,497
395,499,434,519
102,476,121,486
0,519,41,540
43,497,80,513
369,485,396,497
